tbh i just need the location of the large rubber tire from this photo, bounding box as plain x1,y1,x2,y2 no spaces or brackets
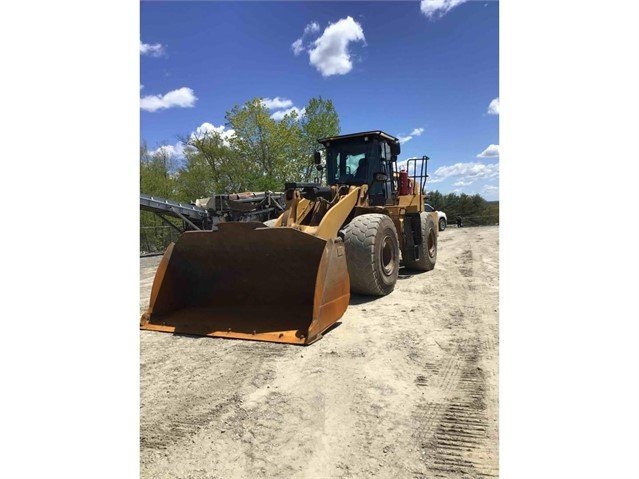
342,214,400,296
439,217,446,231
404,212,437,271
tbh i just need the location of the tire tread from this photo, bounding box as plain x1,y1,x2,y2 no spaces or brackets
342,213,399,296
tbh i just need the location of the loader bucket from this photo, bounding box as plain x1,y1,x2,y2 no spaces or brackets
140,222,350,345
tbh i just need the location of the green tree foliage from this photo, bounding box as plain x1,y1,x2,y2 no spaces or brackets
427,190,499,226
139,143,175,198
172,96,340,197
175,130,239,200
225,98,304,191
139,144,181,252
300,97,340,180
140,96,341,251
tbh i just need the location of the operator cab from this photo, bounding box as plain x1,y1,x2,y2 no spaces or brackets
318,131,401,206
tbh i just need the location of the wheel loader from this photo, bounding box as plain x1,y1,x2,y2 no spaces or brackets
141,130,438,345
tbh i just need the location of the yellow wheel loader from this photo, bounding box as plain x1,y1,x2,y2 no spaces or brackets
141,131,438,344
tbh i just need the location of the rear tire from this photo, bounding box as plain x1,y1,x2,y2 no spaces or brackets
404,212,437,271
342,214,399,296
439,217,446,231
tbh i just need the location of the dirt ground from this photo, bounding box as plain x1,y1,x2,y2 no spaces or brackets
140,225,499,479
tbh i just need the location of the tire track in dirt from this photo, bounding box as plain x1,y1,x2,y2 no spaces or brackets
427,341,497,478
139,259,291,477
413,343,496,478
139,227,499,478
411,231,498,479
139,339,287,477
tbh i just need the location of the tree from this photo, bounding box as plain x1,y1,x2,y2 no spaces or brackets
426,190,443,210
139,144,181,252
175,130,241,200
224,98,307,191
139,143,176,198
299,97,340,181
140,95,342,200
425,189,498,226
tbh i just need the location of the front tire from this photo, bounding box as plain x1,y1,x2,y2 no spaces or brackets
342,214,399,296
439,217,446,231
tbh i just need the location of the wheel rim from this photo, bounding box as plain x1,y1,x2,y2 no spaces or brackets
381,235,396,276
428,230,436,257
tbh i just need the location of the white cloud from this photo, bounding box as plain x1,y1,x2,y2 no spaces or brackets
140,87,197,112
487,97,500,115
261,97,294,110
308,17,365,77
150,143,184,159
190,122,235,144
262,97,305,121
140,41,165,57
397,127,425,143
270,107,306,121
291,38,305,56
148,123,235,160
291,21,321,56
482,184,499,200
453,180,473,187
304,21,320,35
420,0,469,19
429,161,499,184
477,144,500,158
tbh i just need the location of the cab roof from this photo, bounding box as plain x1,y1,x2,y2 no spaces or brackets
318,130,400,145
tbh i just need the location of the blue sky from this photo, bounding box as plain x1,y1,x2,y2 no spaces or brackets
141,0,499,200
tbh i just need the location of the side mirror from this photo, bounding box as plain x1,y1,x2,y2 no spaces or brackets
374,172,388,182
390,142,401,156
313,151,322,165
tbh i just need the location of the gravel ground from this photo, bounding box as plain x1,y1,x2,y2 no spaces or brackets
140,225,499,479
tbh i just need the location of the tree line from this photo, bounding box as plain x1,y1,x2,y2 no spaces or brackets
140,96,340,202
427,190,499,226
140,96,498,251
140,96,340,252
